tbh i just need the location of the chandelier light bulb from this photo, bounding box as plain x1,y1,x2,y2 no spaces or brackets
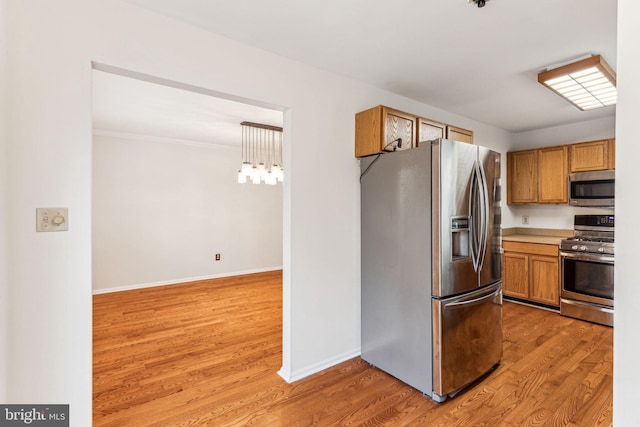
265,172,277,185
241,162,252,174
237,170,247,184
258,163,267,180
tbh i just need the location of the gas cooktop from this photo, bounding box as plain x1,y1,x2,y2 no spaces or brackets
560,214,614,256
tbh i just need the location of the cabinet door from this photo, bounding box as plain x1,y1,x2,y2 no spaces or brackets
529,255,559,306
355,106,416,157
417,118,445,147
569,140,609,172
538,146,568,203
383,107,415,152
507,150,538,204
502,253,529,299
446,125,473,144
355,106,383,157
608,139,615,170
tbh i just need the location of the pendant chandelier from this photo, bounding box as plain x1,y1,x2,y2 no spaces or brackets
237,121,284,185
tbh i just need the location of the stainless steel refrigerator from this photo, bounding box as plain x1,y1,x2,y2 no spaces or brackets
360,138,503,403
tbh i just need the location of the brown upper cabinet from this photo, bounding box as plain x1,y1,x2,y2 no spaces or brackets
507,137,616,205
355,105,474,157
417,118,446,146
608,139,615,170
507,145,568,204
538,146,569,203
569,139,616,173
507,149,538,204
355,106,416,157
446,125,474,144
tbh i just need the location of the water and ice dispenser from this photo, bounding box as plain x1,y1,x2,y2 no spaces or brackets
451,216,470,260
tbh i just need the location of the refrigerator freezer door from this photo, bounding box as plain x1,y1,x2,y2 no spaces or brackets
432,139,479,297
360,146,434,395
432,282,503,399
478,147,502,287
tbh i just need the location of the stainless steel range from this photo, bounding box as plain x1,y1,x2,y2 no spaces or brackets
560,214,614,327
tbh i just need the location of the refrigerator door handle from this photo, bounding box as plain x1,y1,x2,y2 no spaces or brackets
469,160,487,273
476,160,489,272
443,287,501,309
469,164,480,272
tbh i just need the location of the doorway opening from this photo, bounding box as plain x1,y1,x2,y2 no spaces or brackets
90,64,286,423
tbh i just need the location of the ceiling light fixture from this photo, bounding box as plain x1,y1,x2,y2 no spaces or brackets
467,0,488,7
237,121,283,185
538,54,617,111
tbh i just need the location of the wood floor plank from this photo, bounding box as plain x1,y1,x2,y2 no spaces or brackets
93,271,612,426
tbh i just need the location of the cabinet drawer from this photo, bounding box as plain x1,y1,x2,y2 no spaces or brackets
502,241,558,257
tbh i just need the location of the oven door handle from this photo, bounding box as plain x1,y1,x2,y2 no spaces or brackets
560,251,614,264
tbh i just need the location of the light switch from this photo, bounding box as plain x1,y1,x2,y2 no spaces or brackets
36,208,69,232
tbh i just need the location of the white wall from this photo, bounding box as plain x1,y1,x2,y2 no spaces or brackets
3,1,513,423
614,0,640,424
92,132,283,293
505,205,614,230
513,116,615,149
502,116,616,229
0,0,8,402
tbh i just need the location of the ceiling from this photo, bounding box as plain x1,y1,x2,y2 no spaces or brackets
92,70,283,146
97,0,617,142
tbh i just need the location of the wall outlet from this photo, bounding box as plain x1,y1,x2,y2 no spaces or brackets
36,208,69,232
522,215,529,225
215,253,221,261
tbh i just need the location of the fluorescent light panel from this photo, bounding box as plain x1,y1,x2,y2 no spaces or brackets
538,55,617,111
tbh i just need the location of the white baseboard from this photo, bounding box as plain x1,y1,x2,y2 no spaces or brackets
277,348,361,383
92,266,283,294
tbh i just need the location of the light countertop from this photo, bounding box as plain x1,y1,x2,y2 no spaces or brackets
502,228,573,246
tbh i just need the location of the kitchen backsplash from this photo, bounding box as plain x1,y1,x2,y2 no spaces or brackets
505,204,614,230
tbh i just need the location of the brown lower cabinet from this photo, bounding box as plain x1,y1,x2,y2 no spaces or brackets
502,241,560,307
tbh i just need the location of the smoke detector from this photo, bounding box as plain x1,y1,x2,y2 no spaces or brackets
468,0,489,7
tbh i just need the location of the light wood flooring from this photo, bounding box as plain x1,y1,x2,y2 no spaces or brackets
93,270,612,426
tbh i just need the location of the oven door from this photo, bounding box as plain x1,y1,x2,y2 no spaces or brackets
561,251,614,306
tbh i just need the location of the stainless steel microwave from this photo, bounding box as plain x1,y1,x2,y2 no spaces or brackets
569,170,615,207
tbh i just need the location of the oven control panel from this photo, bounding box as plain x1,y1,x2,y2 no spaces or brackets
575,214,614,228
